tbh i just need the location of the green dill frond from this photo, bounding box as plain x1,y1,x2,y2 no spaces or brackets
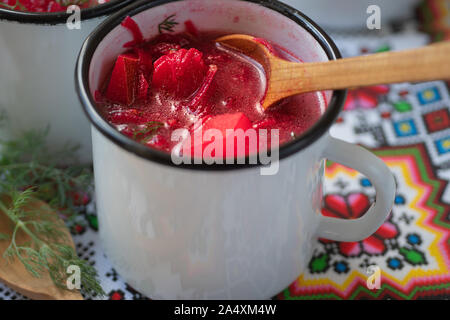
0,128,93,219
158,14,179,34
49,243,104,296
0,128,104,298
133,121,164,142
0,233,9,240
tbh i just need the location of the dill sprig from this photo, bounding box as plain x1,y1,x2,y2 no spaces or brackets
133,121,164,141
0,191,103,296
0,127,104,298
0,127,92,218
158,14,179,33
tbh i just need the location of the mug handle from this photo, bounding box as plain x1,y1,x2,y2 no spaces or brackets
317,136,396,242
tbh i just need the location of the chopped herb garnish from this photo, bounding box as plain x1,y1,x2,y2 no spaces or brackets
158,14,179,34
133,121,164,142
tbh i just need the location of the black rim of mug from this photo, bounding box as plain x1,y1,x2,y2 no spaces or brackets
76,0,348,171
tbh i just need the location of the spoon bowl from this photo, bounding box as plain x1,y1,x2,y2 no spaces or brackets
217,34,450,110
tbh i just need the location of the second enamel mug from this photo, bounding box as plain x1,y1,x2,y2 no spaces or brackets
0,0,133,162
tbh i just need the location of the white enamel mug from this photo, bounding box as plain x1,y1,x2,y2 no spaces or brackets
76,0,396,299
0,0,133,162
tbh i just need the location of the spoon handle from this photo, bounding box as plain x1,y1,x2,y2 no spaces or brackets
281,41,450,94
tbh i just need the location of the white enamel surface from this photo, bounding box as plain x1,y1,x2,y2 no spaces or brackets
88,0,395,299
318,137,396,241
0,18,106,162
93,128,326,299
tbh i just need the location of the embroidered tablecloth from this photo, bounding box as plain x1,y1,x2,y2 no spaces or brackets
0,1,449,301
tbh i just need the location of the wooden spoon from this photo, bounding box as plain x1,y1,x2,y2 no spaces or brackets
0,198,83,300
216,35,450,110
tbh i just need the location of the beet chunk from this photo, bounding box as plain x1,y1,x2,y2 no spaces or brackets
137,72,150,101
184,20,199,37
105,53,139,105
188,64,218,111
189,112,255,159
148,42,182,60
145,34,190,59
136,49,153,81
121,16,144,48
152,48,207,98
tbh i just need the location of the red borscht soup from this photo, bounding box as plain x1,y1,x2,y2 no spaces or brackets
0,0,109,12
95,18,326,158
